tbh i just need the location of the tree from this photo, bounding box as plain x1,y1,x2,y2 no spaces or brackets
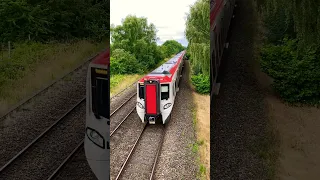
185,0,210,76
111,49,141,74
111,15,161,70
161,40,185,57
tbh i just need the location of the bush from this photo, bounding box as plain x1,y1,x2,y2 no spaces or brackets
110,49,142,74
261,38,320,104
191,74,210,94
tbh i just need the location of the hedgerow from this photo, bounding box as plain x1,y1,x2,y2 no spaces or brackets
261,38,320,104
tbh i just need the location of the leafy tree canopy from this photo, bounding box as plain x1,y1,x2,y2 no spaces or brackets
185,0,210,76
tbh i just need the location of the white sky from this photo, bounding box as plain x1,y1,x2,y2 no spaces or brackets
110,0,197,47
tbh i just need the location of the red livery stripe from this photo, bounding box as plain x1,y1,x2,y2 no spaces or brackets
92,49,110,66
145,84,157,114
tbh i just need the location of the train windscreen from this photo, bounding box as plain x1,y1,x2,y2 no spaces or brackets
91,67,109,119
161,84,169,100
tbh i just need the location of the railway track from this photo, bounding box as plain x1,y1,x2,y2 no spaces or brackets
0,50,105,120
114,123,165,180
0,50,104,170
0,76,136,179
46,92,136,180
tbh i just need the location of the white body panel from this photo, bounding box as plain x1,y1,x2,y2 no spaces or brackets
84,62,110,180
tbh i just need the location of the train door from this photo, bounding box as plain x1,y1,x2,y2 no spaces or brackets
144,80,161,124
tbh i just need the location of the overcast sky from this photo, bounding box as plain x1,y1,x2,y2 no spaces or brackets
110,0,197,47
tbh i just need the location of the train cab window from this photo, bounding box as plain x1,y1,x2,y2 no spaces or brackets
139,84,144,99
161,84,169,100
91,68,109,119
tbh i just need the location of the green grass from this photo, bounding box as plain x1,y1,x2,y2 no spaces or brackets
110,74,142,97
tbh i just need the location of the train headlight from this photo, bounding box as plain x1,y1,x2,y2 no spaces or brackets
86,127,105,149
137,102,144,109
163,103,172,109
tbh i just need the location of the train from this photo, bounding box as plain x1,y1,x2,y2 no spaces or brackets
84,49,110,180
136,51,186,124
210,0,236,96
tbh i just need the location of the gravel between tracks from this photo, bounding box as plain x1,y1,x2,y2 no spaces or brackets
53,147,98,180
0,102,86,180
120,125,164,180
0,61,89,168
211,0,269,179
154,60,198,179
110,110,144,179
52,84,138,180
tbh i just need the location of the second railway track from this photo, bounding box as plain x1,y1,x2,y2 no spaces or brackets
0,80,137,179
45,92,137,180
0,99,86,180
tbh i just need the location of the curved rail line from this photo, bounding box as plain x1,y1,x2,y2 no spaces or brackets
0,49,105,120
0,91,135,176
114,124,166,180
47,93,137,180
0,97,85,173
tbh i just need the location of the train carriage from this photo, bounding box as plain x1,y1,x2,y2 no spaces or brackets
84,49,110,180
136,51,186,124
210,0,236,96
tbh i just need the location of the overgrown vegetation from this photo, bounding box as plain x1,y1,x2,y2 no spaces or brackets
191,74,210,94
256,0,320,104
0,0,109,43
0,1,108,113
110,15,185,75
185,0,210,94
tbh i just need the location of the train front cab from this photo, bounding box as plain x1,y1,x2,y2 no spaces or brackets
137,80,174,124
84,61,110,180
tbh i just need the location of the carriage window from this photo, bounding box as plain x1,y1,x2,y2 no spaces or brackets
91,68,109,119
139,84,144,99
161,84,169,100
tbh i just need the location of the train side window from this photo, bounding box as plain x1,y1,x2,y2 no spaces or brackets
139,84,144,99
161,84,169,100
91,68,109,119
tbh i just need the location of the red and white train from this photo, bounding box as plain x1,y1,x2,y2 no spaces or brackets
136,51,186,124
84,49,110,180
210,0,236,96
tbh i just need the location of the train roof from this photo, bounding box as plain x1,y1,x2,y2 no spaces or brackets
139,50,185,83
92,49,110,66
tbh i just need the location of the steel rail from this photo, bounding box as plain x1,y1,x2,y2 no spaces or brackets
0,50,105,120
0,97,85,173
115,123,148,180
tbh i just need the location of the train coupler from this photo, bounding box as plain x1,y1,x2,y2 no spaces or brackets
148,117,156,124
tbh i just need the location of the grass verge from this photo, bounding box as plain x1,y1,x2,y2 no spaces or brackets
0,40,105,116
110,74,142,97
192,92,210,180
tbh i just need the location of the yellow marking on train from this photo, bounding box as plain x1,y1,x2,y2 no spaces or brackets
95,69,107,75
